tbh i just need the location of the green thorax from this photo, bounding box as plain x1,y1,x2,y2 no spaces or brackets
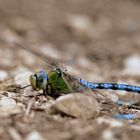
48,70,72,94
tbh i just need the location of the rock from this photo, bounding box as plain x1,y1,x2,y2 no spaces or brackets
26,131,44,140
0,96,16,107
123,55,140,76
7,92,17,98
66,14,93,40
0,70,8,80
52,93,100,119
0,96,23,117
8,127,22,140
12,66,33,86
96,117,123,128
0,97,22,117
102,129,114,140
0,107,22,117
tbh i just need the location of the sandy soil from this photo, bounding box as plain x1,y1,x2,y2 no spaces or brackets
1,0,140,140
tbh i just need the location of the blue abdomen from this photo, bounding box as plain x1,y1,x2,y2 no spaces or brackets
77,78,140,93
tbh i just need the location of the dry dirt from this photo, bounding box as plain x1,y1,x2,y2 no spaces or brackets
1,0,140,140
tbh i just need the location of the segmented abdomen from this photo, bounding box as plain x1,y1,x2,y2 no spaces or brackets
77,78,140,93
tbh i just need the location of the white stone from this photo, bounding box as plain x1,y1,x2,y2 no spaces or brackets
77,57,92,68
67,14,92,32
102,129,114,140
67,14,93,39
12,66,33,86
0,96,16,107
0,70,8,80
97,117,123,128
123,55,140,75
26,131,44,140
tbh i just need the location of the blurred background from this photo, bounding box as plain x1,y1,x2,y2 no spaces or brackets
0,0,140,82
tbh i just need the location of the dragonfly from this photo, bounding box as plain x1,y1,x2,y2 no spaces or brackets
11,42,140,98
7,41,140,120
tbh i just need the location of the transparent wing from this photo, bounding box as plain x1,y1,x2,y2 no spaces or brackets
9,41,60,70
61,70,116,106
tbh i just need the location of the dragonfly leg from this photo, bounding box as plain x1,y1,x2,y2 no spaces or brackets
43,89,47,97
45,84,61,99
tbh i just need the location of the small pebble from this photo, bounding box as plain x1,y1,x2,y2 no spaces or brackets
0,96,22,117
0,70,8,80
26,131,44,140
102,129,114,140
12,66,32,86
97,117,123,128
66,14,93,39
123,55,140,75
0,96,16,107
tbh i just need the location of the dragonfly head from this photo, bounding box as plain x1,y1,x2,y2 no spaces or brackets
30,70,48,91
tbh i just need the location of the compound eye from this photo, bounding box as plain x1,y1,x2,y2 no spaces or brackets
30,74,37,90
37,77,44,83
40,78,44,83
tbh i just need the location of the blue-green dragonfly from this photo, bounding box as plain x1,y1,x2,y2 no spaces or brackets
12,42,140,98
9,42,140,120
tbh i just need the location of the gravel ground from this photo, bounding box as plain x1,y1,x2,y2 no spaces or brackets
1,0,140,140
